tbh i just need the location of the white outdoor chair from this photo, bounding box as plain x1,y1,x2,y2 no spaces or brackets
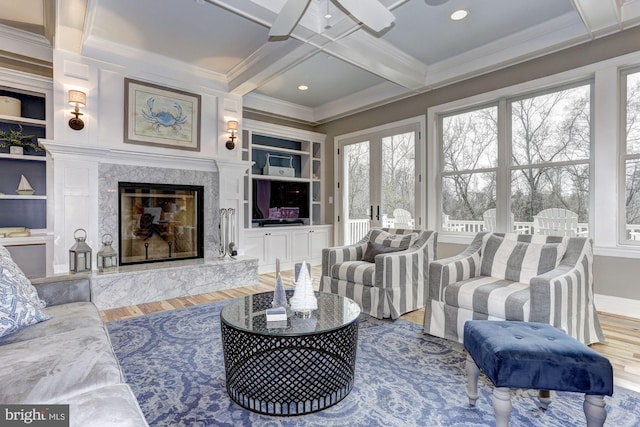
534,208,582,237
442,214,465,232
392,208,414,229
482,208,497,231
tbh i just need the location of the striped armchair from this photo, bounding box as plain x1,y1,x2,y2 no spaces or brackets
321,228,437,319
423,232,605,345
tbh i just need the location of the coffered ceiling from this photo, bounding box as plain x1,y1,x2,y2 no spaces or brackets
1,0,640,124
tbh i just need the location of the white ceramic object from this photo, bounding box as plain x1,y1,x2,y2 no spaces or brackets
0,96,21,117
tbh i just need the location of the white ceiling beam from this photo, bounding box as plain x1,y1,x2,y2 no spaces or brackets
570,0,621,37
56,0,87,53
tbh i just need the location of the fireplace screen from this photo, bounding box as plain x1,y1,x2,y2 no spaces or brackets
118,182,204,265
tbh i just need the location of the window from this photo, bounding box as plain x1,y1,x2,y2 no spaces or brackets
439,81,592,236
440,105,497,233
622,69,640,242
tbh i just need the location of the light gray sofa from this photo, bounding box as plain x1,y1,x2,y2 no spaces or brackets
0,249,148,426
424,232,605,345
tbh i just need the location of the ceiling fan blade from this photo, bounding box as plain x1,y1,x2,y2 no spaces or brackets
269,0,311,37
424,0,449,5
335,0,395,32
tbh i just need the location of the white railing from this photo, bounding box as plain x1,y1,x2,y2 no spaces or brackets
347,219,370,244
347,218,640,241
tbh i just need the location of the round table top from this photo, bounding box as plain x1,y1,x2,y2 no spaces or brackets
220,291,360,336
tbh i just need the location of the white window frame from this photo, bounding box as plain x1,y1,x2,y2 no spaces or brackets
619,66,640,246
427,50,640,258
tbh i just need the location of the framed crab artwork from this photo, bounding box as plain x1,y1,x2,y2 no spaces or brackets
124,78,201,151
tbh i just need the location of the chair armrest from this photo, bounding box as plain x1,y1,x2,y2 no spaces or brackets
374,231,437,290
428,233,485,302
31,274,92,306
529,238,603,344
322,240,368,277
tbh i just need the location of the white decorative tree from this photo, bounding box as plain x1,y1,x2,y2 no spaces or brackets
289,261,317,315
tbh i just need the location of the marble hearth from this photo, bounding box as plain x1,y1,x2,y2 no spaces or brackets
91,257,257,310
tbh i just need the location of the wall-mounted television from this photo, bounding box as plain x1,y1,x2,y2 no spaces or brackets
252,179,309,226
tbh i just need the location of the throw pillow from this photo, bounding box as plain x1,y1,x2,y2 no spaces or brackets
368,229,418,249
0,256,46,309
362,241,406,263
480,234,566,284
0,274,50,338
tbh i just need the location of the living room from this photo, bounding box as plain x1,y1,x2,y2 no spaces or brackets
2,1,640,426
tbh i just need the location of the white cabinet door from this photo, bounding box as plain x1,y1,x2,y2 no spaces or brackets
243,232,268,265
266,230,290,266
310,228,330,261
291,229,312,262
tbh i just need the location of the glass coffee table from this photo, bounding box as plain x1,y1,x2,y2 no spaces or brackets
220,290,360,416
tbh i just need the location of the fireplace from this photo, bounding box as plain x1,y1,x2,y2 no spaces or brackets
118,182,204,265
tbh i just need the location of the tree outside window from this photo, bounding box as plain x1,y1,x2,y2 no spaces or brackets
623,70,640,241
439,82,592,235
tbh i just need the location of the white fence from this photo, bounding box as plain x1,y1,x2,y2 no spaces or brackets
346,218,640,243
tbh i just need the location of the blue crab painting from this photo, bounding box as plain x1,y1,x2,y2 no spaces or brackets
140,97,188,135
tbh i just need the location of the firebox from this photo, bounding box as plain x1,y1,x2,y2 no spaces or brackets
118,182,204,266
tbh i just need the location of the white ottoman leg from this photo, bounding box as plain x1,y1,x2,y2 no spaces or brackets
492,387,512,427
584,394,607,427
465,354,479,406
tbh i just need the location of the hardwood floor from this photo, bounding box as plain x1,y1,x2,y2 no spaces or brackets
101,265,640,394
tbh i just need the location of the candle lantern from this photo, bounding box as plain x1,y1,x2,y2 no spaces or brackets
69,228,92,273
97,233,118,273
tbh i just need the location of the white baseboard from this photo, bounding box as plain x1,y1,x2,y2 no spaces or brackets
594,294,640,320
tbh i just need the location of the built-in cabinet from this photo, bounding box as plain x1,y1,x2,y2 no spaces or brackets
241,120,331,272
0,81,52,277
244,225,332,273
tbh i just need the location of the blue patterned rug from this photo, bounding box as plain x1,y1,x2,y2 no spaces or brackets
107,300,640,426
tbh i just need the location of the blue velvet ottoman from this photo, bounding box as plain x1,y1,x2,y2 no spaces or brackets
463,321,613,427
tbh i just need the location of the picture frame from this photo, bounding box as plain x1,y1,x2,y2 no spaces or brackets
124,78,201,151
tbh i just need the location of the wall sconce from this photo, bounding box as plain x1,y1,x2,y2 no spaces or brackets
68,90,86,131
226,120,239,150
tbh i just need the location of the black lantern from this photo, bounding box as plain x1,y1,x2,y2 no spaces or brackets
69,228,92,273
97,233,117,273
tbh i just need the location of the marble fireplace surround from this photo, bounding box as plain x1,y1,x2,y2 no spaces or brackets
42,141,256,310
98,163,218,260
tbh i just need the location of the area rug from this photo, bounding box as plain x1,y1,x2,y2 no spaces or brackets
107,300,640,427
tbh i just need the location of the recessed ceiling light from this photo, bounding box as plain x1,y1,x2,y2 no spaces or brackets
298,85,309,91
450,9,469,21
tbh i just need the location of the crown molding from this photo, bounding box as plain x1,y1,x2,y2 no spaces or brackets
80,35,229,92
0,23,52,63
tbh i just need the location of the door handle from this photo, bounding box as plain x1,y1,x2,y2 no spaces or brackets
376,205,380,221
370,205,373,220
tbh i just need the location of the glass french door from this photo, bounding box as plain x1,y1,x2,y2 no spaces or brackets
339,123,420,245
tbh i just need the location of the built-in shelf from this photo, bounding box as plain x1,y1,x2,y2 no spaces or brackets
0,80,52,277
0,195,47,200
0,153,46,161
0,113,46,127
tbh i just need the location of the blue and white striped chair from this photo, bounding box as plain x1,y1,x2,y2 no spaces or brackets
423,232,605,345
321,228,437,319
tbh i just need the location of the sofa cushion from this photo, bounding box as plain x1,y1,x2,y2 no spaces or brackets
444,275,530,321
330,261,376,286
0,325,124,403
55,384,149,427
480,234,566,284
0,302,102,346
362,240,405,263
369,229,418,249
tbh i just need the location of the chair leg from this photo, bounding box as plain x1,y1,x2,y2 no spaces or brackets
583,394,607,427
465,354,479,406
492,387,512,427
538,389,552,410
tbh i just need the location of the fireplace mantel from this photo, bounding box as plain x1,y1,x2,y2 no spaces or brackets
41,139,251,274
